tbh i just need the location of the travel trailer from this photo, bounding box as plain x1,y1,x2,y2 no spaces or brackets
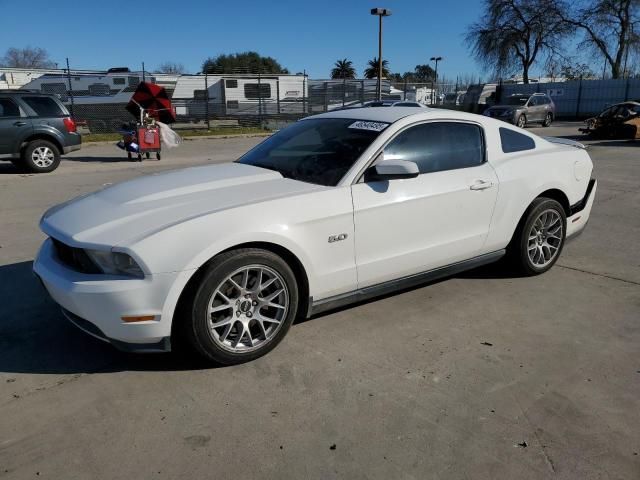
171,74,308,123
21,69,169,132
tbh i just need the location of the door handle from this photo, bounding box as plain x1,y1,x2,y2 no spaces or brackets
13,121,26,126
469,180,494,191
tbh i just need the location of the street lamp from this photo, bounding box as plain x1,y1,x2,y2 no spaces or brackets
430,56,442,105
371,8,392,100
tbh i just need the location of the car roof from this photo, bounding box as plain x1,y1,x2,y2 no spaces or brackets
302,106,484,124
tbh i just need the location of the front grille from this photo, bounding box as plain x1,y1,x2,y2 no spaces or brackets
51,238,101,274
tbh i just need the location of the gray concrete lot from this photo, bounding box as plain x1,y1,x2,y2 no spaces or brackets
0,123,638,479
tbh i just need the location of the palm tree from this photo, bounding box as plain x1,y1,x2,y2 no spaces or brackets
364,58,390,79
331,58,356,79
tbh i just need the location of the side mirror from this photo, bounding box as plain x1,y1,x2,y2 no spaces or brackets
368,158,419,181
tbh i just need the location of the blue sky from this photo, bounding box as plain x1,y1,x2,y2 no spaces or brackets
3,0,509,80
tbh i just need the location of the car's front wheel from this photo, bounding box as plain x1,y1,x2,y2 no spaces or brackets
183,248,299,365
509,198,566,275
22,140,61,173
516,114,527,128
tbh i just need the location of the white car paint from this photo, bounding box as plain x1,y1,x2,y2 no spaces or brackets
34,107,596,351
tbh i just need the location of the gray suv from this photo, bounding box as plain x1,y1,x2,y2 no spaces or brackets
0,91,81,173
483,93,555,128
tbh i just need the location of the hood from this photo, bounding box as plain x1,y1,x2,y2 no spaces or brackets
41,163,324,247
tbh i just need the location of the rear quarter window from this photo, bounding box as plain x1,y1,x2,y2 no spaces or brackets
21,96,66,117
0,98,21,117
499,127,536,153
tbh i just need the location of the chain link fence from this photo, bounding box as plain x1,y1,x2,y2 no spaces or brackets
7,64,640,132
10,65,463,134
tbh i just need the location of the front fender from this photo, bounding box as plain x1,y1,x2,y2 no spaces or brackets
155,231,316,329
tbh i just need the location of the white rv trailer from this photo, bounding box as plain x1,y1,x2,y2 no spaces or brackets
171,74,307,122
22,69,181,132
1,67,101,90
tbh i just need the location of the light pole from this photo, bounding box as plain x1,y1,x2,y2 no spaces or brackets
371,8,392,100
430,56,442,105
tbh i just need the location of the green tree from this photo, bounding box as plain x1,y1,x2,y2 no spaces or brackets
465,0,570,83
364,58,390,79
413,64,437,82
202,51,289,74
331,58,356,79
390,64,436,83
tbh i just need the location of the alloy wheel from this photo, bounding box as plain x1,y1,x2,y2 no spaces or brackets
31,146,55,168
206,265,289,353
527,209,563,268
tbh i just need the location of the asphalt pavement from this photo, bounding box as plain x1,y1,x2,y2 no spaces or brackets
0,123,638,479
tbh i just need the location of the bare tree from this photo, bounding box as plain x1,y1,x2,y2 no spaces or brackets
466,0,570,83
1,47,56,69
561,0,640,79
156,62,185,74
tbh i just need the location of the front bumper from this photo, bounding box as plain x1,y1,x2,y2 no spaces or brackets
566,178,597,241
33,238,178,352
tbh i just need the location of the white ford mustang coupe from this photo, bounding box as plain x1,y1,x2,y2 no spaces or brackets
34,108,596,364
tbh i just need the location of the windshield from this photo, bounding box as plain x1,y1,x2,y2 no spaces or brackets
237,118,386,186
504,96,529,106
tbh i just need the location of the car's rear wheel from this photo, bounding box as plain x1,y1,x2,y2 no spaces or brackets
516,114,527,128
22,140,61,173
183,248,299,365
542,112,553,127
508,198,566,275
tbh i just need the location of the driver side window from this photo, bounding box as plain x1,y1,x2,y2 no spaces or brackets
383,122,485,174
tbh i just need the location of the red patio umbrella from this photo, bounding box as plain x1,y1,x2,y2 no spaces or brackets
126,82,176,124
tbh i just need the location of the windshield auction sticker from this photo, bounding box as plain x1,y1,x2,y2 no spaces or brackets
348,121,390,132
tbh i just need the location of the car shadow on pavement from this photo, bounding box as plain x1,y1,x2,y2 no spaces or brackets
1,258,523,374
0,261,211,375
0,163,23,175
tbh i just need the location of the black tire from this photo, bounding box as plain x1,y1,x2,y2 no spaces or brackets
507,198,566,276
127,151,132,160
145,152,150,159
137,154,142,162
181,248,299,365
542,112,553,127
516,114,527,128
21,140,61,173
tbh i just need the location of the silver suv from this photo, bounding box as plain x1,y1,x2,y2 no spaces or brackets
483,93,555,128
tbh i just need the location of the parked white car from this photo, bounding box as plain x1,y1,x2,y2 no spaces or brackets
34,108,596,364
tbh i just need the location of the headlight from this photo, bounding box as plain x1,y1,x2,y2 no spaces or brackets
85,250,144,278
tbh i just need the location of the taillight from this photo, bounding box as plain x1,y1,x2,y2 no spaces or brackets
63,117,77,133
